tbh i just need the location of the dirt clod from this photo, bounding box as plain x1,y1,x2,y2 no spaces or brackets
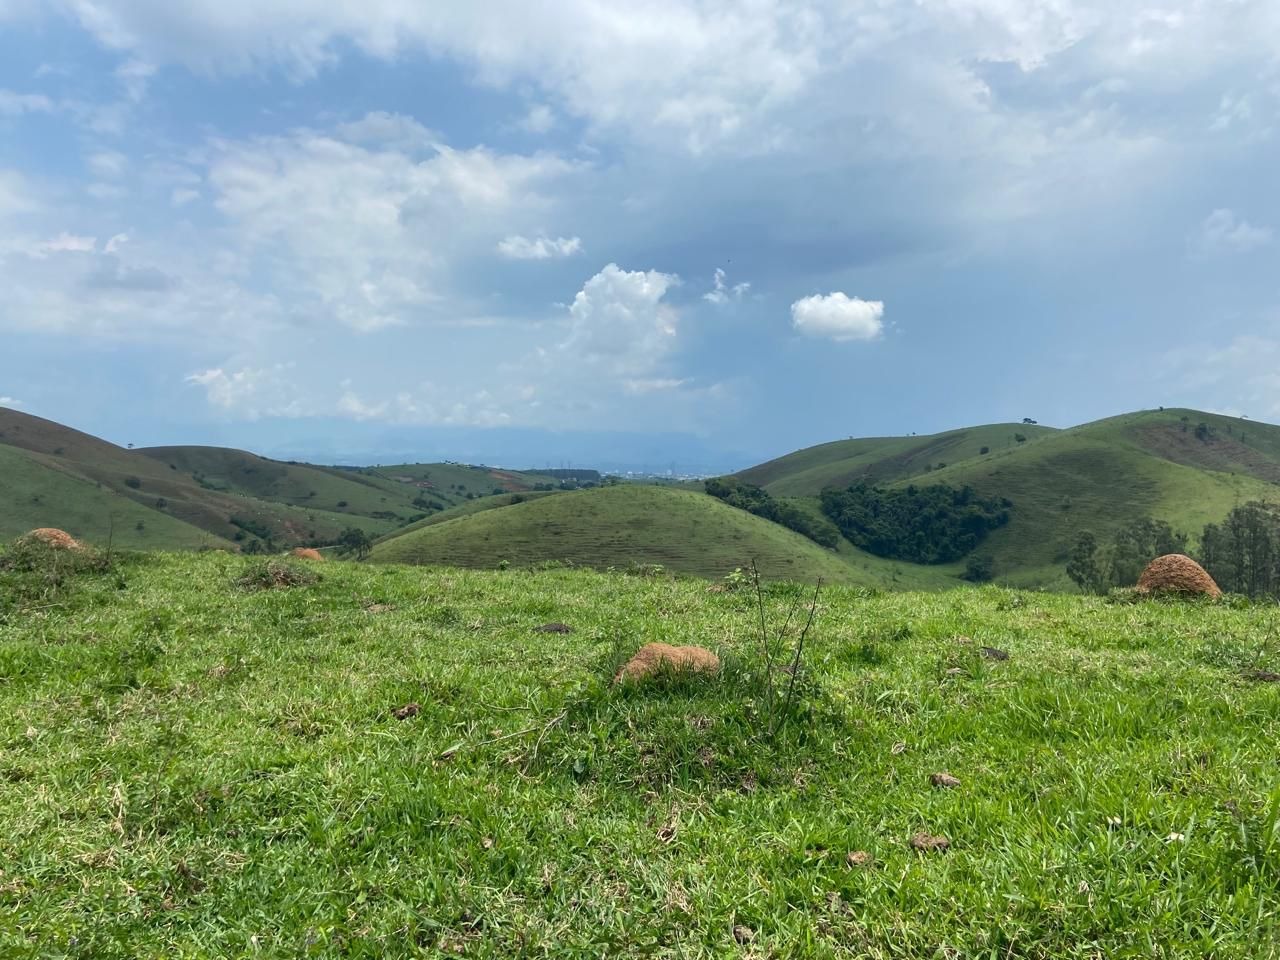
394,703,421,720
732,925,755,944
615,643,720,683
290,548,325,561
846,850,874,868
534,622,574,634
364,603,395,614
931,772,961,789
980,646,1010,661
910,832,950,853
1135,554,1222,598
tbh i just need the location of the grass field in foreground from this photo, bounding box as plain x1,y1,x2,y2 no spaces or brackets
3,551,1280,957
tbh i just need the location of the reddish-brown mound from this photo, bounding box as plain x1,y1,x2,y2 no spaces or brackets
1136,554,1221,598
290,548,325,562
615,643,720,683
20,528,82,551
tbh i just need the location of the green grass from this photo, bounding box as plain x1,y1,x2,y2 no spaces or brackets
370,485,885,585
2,551,1280,957
137,447,428,521
737,423,1059,497
733,409,1280,591
373,490,565,543
0,445,226,549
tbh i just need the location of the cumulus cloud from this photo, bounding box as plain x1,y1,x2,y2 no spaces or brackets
1193,209,1273,256
185,366,307,419
336,386,388,421
790,292,884,342
0,396,23,406
703,267,749,305
561,263,679,374
207,118,580,331
496,234,582,260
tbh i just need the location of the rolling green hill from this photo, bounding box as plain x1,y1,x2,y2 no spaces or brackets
734,407,1280,590
738,423,1058,497
0,444,227,549
369,484,954,587
10,404,1280,590
0,406,595,555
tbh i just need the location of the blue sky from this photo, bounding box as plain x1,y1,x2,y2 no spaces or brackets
1,1,1277,471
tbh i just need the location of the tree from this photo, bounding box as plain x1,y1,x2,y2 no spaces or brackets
1108,517,1187,587
1199,502,1280,598
1066,531,1107,594
337,527,373,560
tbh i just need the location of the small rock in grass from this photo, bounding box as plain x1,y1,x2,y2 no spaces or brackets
394,702,421,720
910,832,950,853
615,643,720,683
944,667,965,678
930,772,961,789
535,622,574,634
364,603,395,614
980,646,1010,661
732,925,755,944
845,850,874,868
1244,670,1280,683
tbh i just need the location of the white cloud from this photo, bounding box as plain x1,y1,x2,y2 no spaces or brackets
790,292,884,342
520,103,556,134
496,234,582,260
0,89,53,115
87,150,128,178
1193,209,1273,257
170,187,199,206
336,383,389,421
0,396,23,407
104,232,128,253
207,118,580,331
561,263,679,374
185,366,308,419
31,232,97,257
624,377,689,394
115,58,155,101
703,267,750,305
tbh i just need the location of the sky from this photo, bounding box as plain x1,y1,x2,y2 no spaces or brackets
0,1,1278,472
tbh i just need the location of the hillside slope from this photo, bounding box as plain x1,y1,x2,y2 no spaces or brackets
369,484,937,585
735,408,1280,590
0,445,227,548
0,409,399,549
738,423,1058,497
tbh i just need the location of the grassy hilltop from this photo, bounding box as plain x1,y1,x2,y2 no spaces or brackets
731,408,1280,590
0,407,559,552
2,549,1280,957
